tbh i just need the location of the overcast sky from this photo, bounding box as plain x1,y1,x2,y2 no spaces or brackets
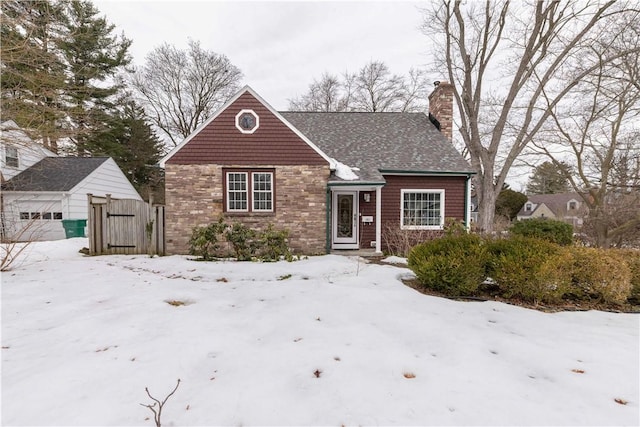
94,0,432,111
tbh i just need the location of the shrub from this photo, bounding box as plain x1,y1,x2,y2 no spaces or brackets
408,233,488,296
443,218,467,236
188,218,228,260
619,249,640,304
258,224,292,262
569,247,632,305
382,223,442,257
486,236,572,304
510,218,573,246
226,222,259,261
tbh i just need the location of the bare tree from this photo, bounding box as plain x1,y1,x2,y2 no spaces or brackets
531,13,640,247
349,60,406,112
288,60,429,112
422,0,640,232
288,72,345,112
130,40,243,146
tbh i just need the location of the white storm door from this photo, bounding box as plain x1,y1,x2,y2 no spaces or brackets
332,191,358,246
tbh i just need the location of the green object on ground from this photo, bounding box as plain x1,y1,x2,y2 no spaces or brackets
61,219,87,238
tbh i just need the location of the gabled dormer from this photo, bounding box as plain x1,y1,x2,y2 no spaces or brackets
567,198,580,211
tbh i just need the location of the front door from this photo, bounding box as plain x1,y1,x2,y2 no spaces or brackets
332,191,358,248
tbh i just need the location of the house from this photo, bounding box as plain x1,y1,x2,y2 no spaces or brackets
1,124,142,241
516,192,588,228
1,120,57,181
160,83,474,255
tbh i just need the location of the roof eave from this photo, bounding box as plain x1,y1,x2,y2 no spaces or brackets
379,169,476,176
327,180,386,187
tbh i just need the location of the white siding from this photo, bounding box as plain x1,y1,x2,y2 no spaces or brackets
1,120,57,180
2,192,66,241
2,158,141,242
67,158,142,219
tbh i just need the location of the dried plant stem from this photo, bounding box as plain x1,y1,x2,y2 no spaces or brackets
140,379,181,427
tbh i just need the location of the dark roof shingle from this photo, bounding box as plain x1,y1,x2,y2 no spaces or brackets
1,157,109,192
280,112,473,183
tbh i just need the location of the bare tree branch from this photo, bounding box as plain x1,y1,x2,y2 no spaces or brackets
422,0,640,232
130,40,243,146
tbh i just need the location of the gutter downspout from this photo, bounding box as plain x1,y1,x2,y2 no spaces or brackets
325,186,331,254
464,175,471,231
375,186,382,254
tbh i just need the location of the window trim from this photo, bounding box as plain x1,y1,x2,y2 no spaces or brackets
400,189,445,230
5,146,19,168
224,169,275,214
251,172,274,212
226,171,249,212
235,109,259,134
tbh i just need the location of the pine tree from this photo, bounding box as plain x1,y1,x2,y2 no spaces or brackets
0,0,68,151
83,99,165,201
58,0,131,154
526,162,571,195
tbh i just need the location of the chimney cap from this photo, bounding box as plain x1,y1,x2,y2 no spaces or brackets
434,81,441,87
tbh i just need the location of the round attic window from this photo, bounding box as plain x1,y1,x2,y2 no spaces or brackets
235,109,259,134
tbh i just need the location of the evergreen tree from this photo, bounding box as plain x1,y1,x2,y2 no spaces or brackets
83,99,165,201
526,161,571,195
495,188,528,220
59,0,131,155
2,0,132,155
0,0,68,151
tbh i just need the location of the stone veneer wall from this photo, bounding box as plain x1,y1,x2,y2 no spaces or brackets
165,164,329,255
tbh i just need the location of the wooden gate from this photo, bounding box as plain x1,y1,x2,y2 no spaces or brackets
88,194,165,255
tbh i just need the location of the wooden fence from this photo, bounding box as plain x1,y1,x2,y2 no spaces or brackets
88,194,165,256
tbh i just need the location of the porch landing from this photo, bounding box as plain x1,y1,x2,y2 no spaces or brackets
330,249,384,259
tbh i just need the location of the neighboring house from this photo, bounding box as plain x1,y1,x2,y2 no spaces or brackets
160,83,474,255
516,192,588,228
1,120,57,181
1,157,142,241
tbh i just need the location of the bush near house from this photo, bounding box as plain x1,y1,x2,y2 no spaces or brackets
568,247,632,305
619,249,640,304
486,236,573,304
509,218,574,246
408,233,637,308
226,222,260,261
258,224,292,262
408,233,489,297
188,218,228,261
189,219,291,262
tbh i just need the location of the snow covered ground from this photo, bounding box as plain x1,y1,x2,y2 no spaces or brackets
1,238,638,426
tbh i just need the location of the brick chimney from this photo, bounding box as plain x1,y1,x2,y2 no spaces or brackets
428,81,454,142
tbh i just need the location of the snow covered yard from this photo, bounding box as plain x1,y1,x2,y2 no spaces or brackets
2,238,638,426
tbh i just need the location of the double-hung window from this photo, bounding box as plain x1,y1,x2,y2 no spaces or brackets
227,172,248,211
401,189,444,229
225,170,274,213
252,172,273,211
